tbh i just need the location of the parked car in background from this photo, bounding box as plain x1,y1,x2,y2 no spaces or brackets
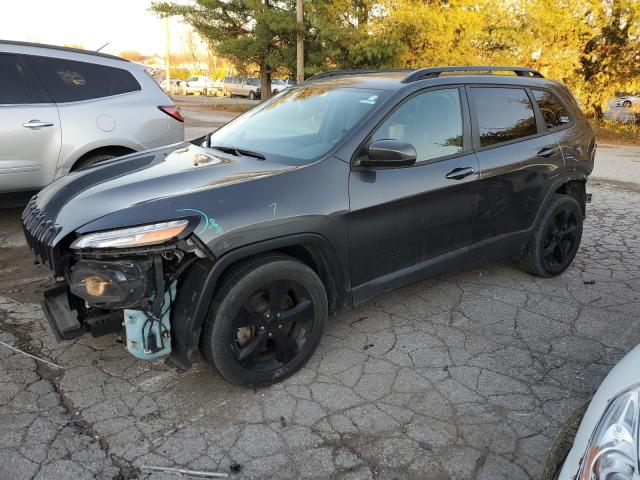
0,40,184,194
615,93,640,108
159,78,182,95
224,76,261,99
271,78,296,94
26,66,594,389
205,78,224,97
544,344,640,480
180,75,214,96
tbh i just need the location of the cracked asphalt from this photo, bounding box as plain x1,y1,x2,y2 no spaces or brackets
1,141,639,480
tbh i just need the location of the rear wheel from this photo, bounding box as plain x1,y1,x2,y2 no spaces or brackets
516,194,583,277
201,254,327,387
623,100,632,108
73,152,119,171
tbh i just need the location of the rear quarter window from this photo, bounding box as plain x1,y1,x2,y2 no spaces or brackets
26,55,141,103
532,89,571,129
0,54,31,104
472,87,538,147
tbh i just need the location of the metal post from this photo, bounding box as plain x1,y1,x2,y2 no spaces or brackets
165,15,171,96
296,0,304,83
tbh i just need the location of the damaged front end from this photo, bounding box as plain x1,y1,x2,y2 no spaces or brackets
24,201,212,369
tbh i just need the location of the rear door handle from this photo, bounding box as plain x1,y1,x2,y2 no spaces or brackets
537,147,556,159
445,167,475,180
23,120,54,129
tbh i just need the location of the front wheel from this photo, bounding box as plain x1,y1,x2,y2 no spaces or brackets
249,91,256,100
201,254,328,388
516,194,583,277
541,402,588,480
623,100,632,108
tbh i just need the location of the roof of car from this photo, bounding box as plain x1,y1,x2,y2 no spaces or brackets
0,39,129,62
304,66,554,90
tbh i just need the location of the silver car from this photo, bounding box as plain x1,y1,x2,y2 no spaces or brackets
615,93,640,108
0,40,184,194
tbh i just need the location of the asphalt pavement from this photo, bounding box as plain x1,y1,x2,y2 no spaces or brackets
0,117,639,479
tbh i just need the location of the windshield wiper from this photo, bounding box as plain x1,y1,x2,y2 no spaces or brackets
210,145,266,160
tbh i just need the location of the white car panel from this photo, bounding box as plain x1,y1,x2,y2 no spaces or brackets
559,344,640,479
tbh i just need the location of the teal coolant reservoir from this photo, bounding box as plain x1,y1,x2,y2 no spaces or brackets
124,282,176,360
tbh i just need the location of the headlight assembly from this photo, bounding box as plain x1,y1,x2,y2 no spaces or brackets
71,220,189,250
578,387,640,480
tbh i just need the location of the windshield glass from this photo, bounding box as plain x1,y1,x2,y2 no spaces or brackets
207,85,388,163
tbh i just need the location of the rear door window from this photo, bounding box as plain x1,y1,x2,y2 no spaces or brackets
471,87,538,147
0,54,31,104
532,89,571,129
26,55,141,103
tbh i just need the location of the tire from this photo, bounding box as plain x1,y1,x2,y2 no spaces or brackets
516,194,583,277
201,254,328,388
623,100,632,108
541,402,588,480
249,91,256,100
72,152,118,171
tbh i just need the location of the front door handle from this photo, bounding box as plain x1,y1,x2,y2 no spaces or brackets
23,120,54,129
445,167,475,180
537,147,556,158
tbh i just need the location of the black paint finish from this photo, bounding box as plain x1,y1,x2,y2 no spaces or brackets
24,71,594,355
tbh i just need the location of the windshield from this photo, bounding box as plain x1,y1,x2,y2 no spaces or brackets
272,79,285,85
207,85,389,163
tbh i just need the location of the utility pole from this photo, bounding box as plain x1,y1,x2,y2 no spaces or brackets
296,0,304,83
164,15,171,96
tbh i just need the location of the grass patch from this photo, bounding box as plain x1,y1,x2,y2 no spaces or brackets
591,118,640,145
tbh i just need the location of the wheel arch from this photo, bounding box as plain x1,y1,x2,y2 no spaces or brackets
553,178,587,217
212,234,348,315
71,145,138,171
531,175,588,230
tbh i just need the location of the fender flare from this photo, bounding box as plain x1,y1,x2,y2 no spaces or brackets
530,173,588,230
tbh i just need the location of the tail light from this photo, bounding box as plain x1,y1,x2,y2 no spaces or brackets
158,105,184,123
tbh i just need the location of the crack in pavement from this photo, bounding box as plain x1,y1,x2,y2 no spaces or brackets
0,181,639,479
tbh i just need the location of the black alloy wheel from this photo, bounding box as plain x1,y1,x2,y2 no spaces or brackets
515,193,583,277
233,279,314,372
541,208,579,271
201,254,327,387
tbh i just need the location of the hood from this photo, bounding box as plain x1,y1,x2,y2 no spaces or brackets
36,142,297,243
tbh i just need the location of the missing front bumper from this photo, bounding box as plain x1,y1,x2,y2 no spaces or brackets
42,283,122,341
42,284,83,341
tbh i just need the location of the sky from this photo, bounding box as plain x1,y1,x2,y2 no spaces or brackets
0,0,193,57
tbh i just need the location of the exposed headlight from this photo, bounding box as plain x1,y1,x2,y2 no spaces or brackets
578,386,640,480
71,220,189,250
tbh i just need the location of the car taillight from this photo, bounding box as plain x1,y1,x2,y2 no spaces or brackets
158,105,184,123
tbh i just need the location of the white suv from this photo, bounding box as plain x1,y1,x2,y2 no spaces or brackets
180,75,215,96
0,40,184,194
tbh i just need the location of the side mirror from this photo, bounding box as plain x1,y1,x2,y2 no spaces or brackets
359,139,417,168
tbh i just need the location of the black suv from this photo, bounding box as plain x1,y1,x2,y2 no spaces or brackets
23,66,595,387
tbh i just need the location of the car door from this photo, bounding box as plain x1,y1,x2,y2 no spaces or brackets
348,86,480,303
467,85,565,261
0,53,61,192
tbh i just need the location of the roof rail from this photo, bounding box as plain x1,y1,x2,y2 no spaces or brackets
306,68,412,82
0,39,129,62
402,66,543,83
